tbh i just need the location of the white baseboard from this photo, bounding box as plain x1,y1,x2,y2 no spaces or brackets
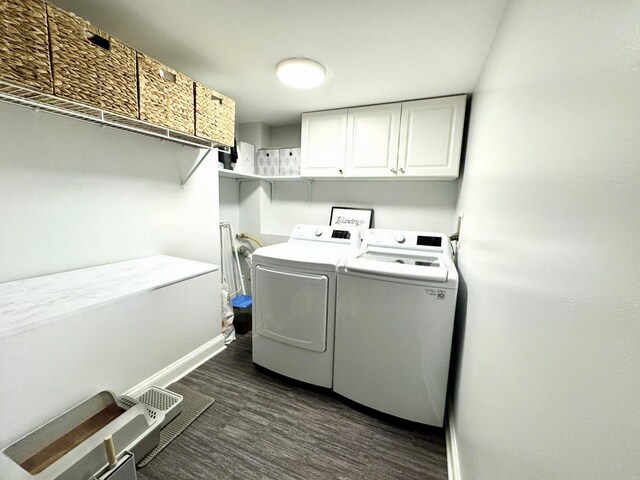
446,398,462,480
124,334,226,397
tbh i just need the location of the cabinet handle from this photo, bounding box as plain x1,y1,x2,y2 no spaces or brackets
390,168,397,174
399,167,405,174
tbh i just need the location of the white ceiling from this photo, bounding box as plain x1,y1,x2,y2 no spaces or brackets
51,0,507,126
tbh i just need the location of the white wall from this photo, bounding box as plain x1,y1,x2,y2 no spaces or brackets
269,124,302,148
251,180,460,238
219,177,240,232
237,122,301,149
0,102,222,442
237,121,271,149
0,103,221,282
452,1,640,479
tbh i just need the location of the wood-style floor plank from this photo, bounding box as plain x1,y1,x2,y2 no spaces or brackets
137,334,448,480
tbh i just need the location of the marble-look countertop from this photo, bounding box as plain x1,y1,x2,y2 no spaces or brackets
0,255,218,338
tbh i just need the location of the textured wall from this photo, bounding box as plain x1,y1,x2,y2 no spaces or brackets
452,1,640,479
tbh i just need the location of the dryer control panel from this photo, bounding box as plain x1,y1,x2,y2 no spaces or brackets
290,224,361,246
331,230,352,240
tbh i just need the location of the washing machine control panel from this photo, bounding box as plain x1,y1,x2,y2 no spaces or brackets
416,235,442,247
364,229,447,252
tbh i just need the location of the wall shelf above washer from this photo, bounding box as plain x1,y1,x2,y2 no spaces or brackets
218,169,305,182
218,169,263,180
217,168,449,182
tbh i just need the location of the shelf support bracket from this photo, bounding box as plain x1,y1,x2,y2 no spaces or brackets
305,178,313,206
181,148,212,189
236,177,260,185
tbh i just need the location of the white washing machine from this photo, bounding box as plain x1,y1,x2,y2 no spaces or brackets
251,224,361,388
333,229,458,426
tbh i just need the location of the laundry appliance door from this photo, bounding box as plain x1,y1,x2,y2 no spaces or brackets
254,264,329,352
334,272,457,426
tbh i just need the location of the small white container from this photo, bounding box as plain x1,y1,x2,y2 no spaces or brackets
257,149,280,176
279,148,301,176
235,142,255,174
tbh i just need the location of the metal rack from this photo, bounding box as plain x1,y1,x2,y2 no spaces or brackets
0,79,229,187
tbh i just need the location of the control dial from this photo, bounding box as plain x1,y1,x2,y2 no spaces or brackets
315,229,323,237
395,233,406,244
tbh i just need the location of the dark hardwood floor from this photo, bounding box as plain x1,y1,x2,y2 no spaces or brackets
137,333,448,480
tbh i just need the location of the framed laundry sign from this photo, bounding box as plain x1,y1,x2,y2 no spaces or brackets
329,206,374,232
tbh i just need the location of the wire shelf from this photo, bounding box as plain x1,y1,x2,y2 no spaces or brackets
0,79,226,150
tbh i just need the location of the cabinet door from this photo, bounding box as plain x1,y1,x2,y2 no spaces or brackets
398,95,467,179
301,110,347,177
345,103,401,178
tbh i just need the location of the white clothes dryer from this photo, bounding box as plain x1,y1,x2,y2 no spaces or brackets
333,229,458,426
251,224,361,388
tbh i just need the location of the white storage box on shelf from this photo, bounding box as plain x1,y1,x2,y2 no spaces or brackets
235,141,255,174
256,148,280,176
279,148,301,176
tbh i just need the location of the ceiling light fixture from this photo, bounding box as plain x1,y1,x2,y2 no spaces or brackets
276,58,326,89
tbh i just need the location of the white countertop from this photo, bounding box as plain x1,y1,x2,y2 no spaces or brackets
0,255,218,338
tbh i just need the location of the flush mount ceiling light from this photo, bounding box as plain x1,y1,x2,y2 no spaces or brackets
276,58,326,88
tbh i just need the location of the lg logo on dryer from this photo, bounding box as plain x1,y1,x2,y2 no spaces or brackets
425,289,446,300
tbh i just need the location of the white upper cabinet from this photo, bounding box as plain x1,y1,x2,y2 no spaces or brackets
397,95,467,179
301,110,348,177
345,104,401,178
300,94,467,180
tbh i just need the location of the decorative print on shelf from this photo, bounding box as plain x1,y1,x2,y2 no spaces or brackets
257,149,280,176
329,206,374,233
279,148,301,176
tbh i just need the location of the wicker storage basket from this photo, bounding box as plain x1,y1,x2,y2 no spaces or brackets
195,83,235,147
0,0,53,93
47,4,138,117
138,53,194,134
